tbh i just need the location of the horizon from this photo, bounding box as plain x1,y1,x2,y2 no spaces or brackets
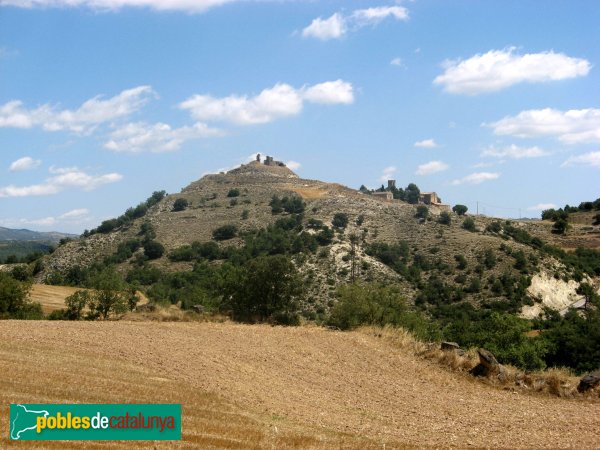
1,1,599,233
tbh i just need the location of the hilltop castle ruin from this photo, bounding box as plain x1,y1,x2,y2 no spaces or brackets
256,153,286,167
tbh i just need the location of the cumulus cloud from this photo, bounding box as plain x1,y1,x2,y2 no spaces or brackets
451,172,500,185
302,13,346,40
527,203,557,211
0,86,155,133
302,5,408,40
180,81,353,125
434,48,590,95
105,121,222,153
487,108,600,144
1,0,238,13
481,144,549,159
379,165,397,183
416,160,448,176
0,208,91,229
561,151,600,168
0,167,122,198
285,160,301,170
414,139,438,148
9,156,42,171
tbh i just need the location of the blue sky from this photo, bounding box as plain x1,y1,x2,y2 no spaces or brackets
1,0,599,233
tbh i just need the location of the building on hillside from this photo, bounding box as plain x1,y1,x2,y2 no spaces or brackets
372,191,393,202
420,192,441,205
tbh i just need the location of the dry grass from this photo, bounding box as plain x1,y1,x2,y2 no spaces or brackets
29,284,86,314
1,321,598,449
359,326,588,400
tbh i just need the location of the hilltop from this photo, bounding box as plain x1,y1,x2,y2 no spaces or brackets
40,158,598,319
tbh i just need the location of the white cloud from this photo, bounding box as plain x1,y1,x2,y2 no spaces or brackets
451,172,500,185
0,86,155,133
379,165,397,183
104,121,222,153
9,156,42,171
286,160,301,170
527,203,557,211
390,57,403,67
414,139,438,148
0,167,122,198
302,13,346,41
561,151,600,168
481,144,549,159
0,208,91,229
302,80,354,105
351,6,409,26
416,160,448,176
1,0,238,13
487,108,600,144
180,81,353,125
302,5,408,41
434,48,590,95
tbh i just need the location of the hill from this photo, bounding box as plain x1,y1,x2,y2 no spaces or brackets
0,321,598,449
0,226,74,242
0,226,76,262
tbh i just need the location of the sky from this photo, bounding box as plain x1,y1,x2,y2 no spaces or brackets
1,0,599,233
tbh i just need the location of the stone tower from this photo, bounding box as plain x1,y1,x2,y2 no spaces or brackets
387,180,396,189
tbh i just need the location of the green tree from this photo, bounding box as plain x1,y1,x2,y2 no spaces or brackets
227,188,240,197
405,183,420,204
452,204,468,215
224,254,303,324
552,218,569,234
462,217,476,232
0,272,41,319
143,240,165,260
172,198,189,212
86,269,129,320
65,290,92,320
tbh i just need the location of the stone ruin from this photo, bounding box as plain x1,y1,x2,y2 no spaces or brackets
256,153,286,167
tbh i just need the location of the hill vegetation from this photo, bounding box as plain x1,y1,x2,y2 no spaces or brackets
3,161,599,375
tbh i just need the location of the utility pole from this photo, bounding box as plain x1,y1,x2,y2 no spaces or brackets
476,201,479,216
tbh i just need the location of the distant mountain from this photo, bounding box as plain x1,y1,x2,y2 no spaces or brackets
0,227,76,243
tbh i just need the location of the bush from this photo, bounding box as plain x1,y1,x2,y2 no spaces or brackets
0,272,42,319
438,211,451,225
213,224,238,241
415,205,429,219
143,240,165,260
332,213,349,229
172,198,189,212
462,217,476,232
552,218,569,234
227,188,240,198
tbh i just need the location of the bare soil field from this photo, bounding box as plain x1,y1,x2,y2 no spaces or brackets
0,321,598,449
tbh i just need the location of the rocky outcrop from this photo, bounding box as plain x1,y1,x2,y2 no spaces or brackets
577,371,600,393
521,272,586,318
470,348,504,379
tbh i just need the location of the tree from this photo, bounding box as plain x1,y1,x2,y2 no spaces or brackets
438,211,451,225
65,290,92,320
86,269,129,320
143,240,165,259
270,195,283,214
452,204,468,216
552,218,569,234
172,198,189,212
0,272,39,319
576,283,600,311
332,213,349,229
213,224,238,241
227,188,240,197
405,183,420,204
415,205,429,220
224,254,303,324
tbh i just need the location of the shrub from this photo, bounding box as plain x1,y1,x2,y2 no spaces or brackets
213,224,238,241
486,221,502,233
172,198,189,212
552,218,569,234
307,218,324,229
438,211,451,225
415,205,429,219
332,213,349,229
454,254,467,270
462,217,476,232
227,188,240,198
143,241,165,260
0,272,42,319
241,209,249,220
